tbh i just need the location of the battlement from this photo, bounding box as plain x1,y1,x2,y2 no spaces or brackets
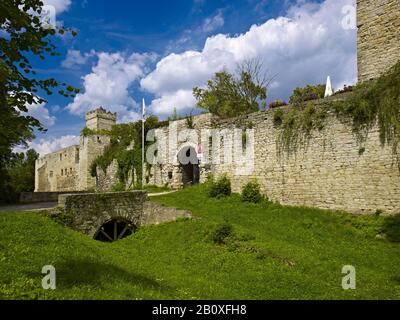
85,107,117,131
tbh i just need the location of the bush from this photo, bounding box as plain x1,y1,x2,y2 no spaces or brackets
208,174,231,198
111,182,126,192
289,84,325,104
241,179,264,203
269,100,288,109
273,109,285,127
210,222,234,244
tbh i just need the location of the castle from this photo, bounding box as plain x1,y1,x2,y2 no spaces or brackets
35,108,116,192
35,0,400,214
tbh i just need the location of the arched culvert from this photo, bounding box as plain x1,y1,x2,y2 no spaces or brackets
94,219,136,242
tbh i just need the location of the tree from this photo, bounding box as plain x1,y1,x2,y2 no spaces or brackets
0,0,78,159
8,149,38,193
193,59,270,118
0,149,38,203
0,0,78,202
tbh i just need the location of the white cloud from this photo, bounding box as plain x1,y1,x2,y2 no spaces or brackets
150,90,196,116
141,0,357,116
202,11,224,33
42,0,72,14
67,51,156,122
26,135,79,156
62,49,95,68
26,101,56,127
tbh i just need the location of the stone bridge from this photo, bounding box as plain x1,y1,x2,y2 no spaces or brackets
57,191,191,242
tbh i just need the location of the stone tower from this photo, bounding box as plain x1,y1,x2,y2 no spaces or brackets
78,108,116,190
357,0,400,82
85,107,117,131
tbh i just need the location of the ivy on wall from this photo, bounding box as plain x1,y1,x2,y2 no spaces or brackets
273,60,400,163
90,116,161,188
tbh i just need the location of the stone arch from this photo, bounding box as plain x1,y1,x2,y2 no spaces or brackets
177,145,200,187
93,217,137,242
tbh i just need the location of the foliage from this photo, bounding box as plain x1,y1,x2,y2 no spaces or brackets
269,100,288,109
289,84,325,105
0,149,38,204
90,116,161,189
186,113,194,129
1,185,400,299
209,221,234,244
273,109,285,127
81,127,111,137
0,0,79,155
275,103,327,155
274,62,400,158
0,0,78,201
333,61,400,160
208,174,232,198
193,59,269,118
241,179,264,203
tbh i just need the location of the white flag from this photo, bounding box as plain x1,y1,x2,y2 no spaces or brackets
324,76,334,97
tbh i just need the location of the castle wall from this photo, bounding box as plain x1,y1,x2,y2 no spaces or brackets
35,145,80,192
146,103,400,214
78,135,112,191
357,0,400,82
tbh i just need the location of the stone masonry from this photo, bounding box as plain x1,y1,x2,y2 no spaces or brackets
34,1,400,214
57,192,192,238
357,0,400,82
35,107,116,192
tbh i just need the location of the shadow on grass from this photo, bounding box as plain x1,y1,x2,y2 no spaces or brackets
55,259,169,293
383,215,400,242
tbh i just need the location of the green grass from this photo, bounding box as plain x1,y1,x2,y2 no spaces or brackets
0,184,399,300
142,185,171,194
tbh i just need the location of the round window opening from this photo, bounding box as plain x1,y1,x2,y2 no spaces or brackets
94,219,135,242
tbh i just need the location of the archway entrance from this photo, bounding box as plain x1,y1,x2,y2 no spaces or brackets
178,146,200,187
94,219,135,242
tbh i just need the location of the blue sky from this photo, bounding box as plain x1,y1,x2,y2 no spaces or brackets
25,0,357,155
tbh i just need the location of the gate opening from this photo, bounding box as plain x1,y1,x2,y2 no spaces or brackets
178,146,200,187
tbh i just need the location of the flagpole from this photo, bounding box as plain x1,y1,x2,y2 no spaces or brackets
142,98,145,189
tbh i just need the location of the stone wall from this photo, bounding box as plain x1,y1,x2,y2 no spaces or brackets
58,191,147,237
96,159,120,191
35,145,80,192
357,0,400,82
56,192,192,238
148,113,214,189
142,202,192,225
214,106,400,214
146,100,400,215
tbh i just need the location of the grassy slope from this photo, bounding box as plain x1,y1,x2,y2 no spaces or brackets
0,184,399,300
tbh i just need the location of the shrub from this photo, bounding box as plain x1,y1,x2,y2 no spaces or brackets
273,109,285,127
289,84,325,104
210,222,234,244
269,100,288,109
241,179,264,203
111,182,126,192
208,174,231,198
